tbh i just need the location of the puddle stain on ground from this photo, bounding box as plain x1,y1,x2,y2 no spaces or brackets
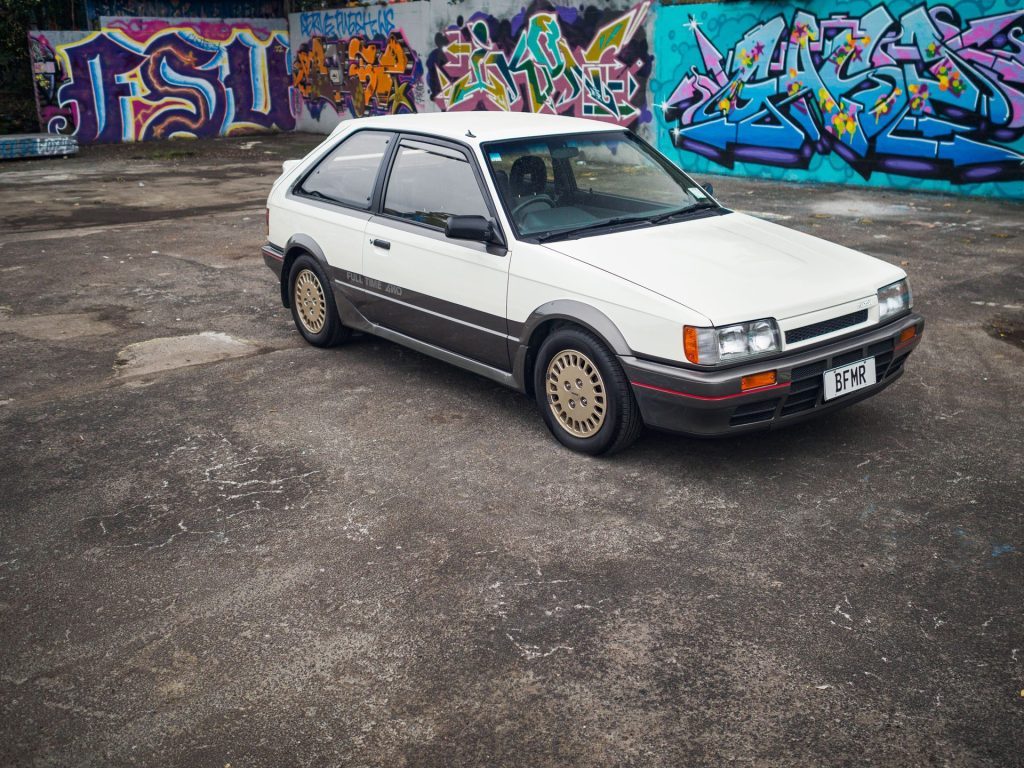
984,314,1024,351
0,311,118,340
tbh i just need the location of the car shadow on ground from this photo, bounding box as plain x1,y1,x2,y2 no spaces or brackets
330,329,887,468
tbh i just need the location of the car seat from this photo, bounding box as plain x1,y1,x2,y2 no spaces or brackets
510,156,547,198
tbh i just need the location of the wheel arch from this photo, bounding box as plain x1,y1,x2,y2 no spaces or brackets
515,300,633,397
281,234,331,308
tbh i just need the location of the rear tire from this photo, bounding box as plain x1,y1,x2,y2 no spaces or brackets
288,254,350,348
533,326,643,455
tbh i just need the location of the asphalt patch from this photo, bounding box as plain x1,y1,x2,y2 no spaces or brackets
114,332,264,378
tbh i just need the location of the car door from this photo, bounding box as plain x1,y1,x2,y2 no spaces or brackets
359,136,512,371
287,129,394,282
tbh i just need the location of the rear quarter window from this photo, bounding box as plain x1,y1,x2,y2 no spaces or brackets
299,131,392,209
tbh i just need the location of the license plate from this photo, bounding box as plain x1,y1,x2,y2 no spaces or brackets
823,358,876,401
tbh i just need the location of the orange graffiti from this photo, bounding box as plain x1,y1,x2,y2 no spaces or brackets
293,32,417,118
347,36,408,110
292,36,327,97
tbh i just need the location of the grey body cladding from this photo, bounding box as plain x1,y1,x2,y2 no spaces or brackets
276,233,515,388
330,265,514,373
275,235,631,394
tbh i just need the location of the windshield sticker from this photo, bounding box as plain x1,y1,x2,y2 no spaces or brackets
488,152,502,162
689,187,708,198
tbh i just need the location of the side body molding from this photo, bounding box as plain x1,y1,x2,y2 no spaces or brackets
274,242,633,396
511,300,634,392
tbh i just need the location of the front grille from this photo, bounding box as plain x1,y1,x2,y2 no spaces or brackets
775,338,896,418
869,340,894,377
781,361,824,416
729,398,781,426
786,309,868,344
885,351,908,379
727,335,907,428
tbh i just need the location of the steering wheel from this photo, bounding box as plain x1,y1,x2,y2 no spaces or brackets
512,195,556,219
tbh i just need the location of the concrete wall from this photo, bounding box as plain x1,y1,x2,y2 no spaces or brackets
288,0,655,139
288,0,1023,196
289,3,432,133
84,0,283,28
652,0,1024,197
29,0,1024,196
30,18,293,143
30,30,89,138
421,0,654,136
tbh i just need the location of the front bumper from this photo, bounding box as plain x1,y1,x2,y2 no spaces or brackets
622,313,924,437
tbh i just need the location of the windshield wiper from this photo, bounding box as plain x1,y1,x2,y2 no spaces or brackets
532,229,577,243
648,200,719,225
531,202,720,243
532,213,657,243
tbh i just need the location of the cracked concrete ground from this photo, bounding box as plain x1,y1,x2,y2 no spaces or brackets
1,132,1022,767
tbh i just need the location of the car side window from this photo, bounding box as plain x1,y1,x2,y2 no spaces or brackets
299,131,392,209
383,140,491,230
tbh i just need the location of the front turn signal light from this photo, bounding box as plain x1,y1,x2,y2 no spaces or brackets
683,326,699,363
741,371,777,391
898,326,917,345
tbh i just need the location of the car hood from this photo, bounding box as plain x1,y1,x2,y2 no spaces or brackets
541,211,904,326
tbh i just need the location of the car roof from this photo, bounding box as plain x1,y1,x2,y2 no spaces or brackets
330,112,625,145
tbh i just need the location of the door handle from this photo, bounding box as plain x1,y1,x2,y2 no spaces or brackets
371,238,391,250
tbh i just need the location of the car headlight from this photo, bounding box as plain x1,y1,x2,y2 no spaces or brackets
684,319,781,365
877,279,912,321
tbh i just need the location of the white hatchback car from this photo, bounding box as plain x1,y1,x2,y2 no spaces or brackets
263,113,922,455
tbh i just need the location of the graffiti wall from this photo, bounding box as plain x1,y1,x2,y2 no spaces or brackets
429,0,654,128
30,18,294,143
85,0,283,28
289,4,430,132
30,31,84,137
653,0,1024,196
26,0,1024,195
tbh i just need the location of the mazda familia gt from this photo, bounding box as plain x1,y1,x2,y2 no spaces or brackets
263,113,923,455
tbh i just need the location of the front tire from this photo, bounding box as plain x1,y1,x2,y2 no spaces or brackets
533,327,642,455
288,254,350,347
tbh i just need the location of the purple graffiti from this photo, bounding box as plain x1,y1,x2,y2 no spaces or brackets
34,26,295,144
430,1,653,127
663,5,1024,184
29,34,77,135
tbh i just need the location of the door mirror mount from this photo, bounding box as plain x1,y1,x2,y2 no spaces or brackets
446,215,496,244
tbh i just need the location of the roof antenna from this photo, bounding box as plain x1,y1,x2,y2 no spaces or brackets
465,129,476,138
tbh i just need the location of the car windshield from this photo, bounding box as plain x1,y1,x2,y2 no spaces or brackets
483,131,715,240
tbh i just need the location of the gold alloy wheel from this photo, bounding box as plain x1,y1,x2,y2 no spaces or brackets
545,349,607,438
294,268,327,334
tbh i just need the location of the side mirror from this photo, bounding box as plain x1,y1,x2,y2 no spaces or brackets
702,182,715,198
446,215,495,243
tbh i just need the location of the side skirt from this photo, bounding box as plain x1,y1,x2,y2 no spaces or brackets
330,285,519,391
